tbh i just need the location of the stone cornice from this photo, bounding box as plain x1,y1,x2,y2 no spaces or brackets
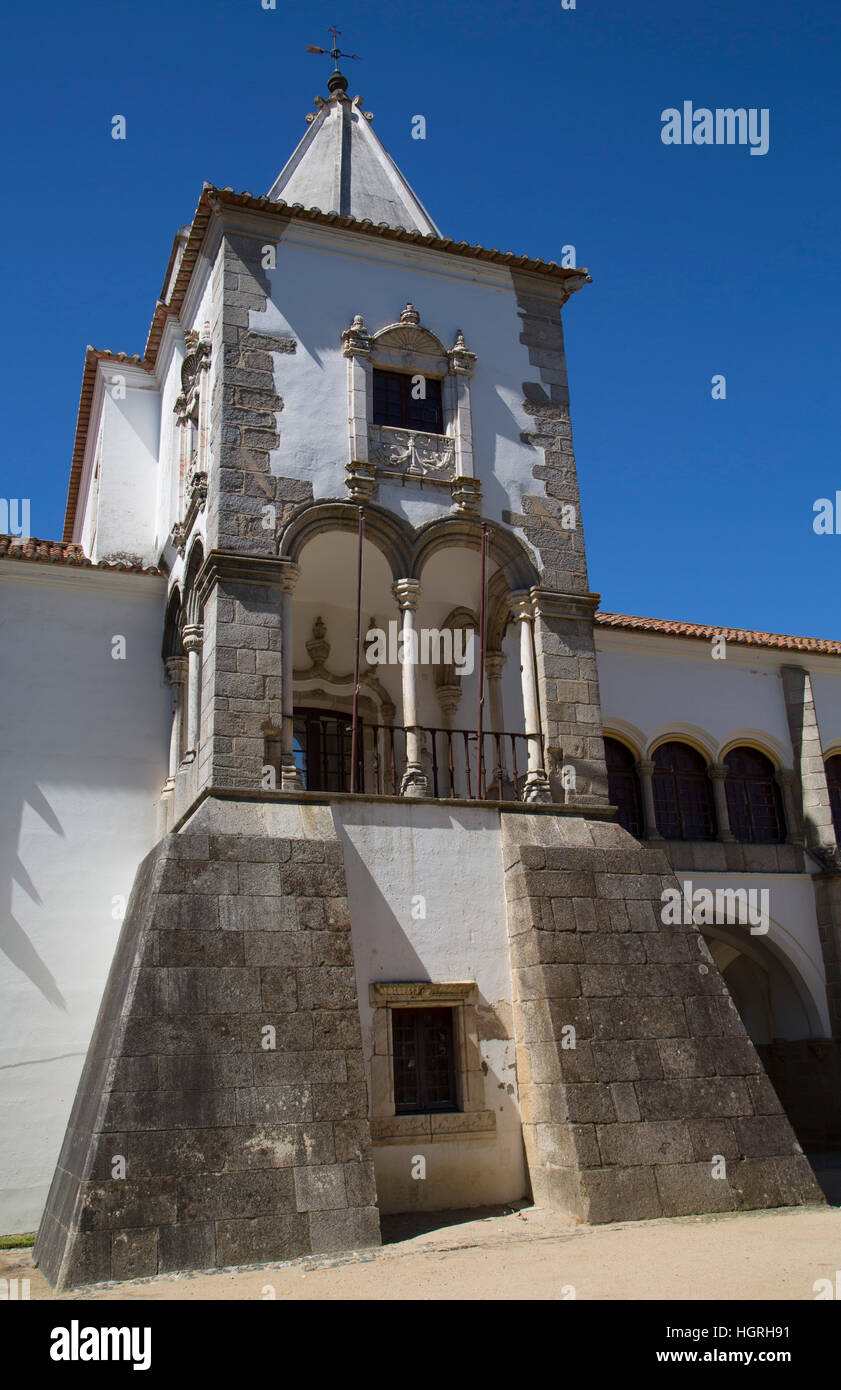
369,981,477,1004
196,549,299,607
531,588,601,622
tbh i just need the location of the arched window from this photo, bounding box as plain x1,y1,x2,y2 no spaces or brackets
605,737,643,837
652,741,716,840
825,755,841,843
724,746,785,843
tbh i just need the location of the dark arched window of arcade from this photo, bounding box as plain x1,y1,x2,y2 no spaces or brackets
652,741,716,840
826,755,841,843
724,746,785,843
604,737,643,837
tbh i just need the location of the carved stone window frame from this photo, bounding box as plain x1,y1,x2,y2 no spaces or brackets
368,981,496,1144
342,305,481,515
172,326,212,554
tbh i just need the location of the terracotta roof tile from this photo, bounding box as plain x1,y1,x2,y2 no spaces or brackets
595,611,841,656
0,534,160,576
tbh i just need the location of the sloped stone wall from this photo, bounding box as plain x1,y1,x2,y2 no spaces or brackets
502,812,824,1221
34,828,379,1290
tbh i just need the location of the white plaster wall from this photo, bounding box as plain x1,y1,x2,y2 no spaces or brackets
154,340,186,558
0,566,168,1233
92,381,161,567
252,225,552,531
333,801,527,1212
595,635,795,759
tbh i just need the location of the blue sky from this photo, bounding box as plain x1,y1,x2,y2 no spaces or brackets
2,0,839,634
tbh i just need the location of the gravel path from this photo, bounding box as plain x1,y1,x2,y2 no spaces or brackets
4,1202,840,1301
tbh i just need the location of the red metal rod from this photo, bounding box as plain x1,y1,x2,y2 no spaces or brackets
476,523,488,798
349,507,365,794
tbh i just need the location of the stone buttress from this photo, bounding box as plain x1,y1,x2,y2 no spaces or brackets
502,813,823,1220
34,816,379,1291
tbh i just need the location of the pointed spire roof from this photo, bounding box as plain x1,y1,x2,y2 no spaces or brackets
267,69,441,236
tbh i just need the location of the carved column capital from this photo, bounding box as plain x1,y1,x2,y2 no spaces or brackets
435,684,462,723
707,762,728,781
165,656,187,686
484,652,507,681
509,589,534,624
635,758,655,777
392,578,421,612
182,624,203,654
450,476,482,516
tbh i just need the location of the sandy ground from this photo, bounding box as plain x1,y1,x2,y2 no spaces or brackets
5,1201,841,1301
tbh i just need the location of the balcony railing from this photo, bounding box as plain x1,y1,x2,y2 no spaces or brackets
319,723,532,801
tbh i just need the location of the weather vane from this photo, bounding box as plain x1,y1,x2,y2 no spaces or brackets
306,26,361,71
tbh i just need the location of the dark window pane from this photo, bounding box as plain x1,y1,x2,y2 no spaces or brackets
392,1007,458,1114
605,737,643,837
373,369,443,434
291,708,362,793
373,370,403,427
724,746,785,843
652,741,716,841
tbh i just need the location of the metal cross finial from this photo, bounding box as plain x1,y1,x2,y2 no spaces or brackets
306,26,361,71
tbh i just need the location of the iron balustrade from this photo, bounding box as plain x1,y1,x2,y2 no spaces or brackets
340,722,531,801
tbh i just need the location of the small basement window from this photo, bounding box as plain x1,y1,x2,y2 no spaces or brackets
392,1007,458,1113
373,369,443,435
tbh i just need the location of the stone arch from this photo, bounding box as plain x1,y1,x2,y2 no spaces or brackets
411,516,539,591
183,540,204,624
371,313,449,372
703,922,824,1041
602,720,646,761
162,585,184,660
278,500,413,581
647,724,717,763
486,570,515,653
718,729,789,768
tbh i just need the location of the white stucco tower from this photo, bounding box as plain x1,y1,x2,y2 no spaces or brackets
26,63,825,1290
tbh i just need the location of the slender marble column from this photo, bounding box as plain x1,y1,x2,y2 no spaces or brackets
510,591,551,804
182,625,203,761
164,656,187,790
393,579,428,797
635,758,662,839
707,761,736,842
